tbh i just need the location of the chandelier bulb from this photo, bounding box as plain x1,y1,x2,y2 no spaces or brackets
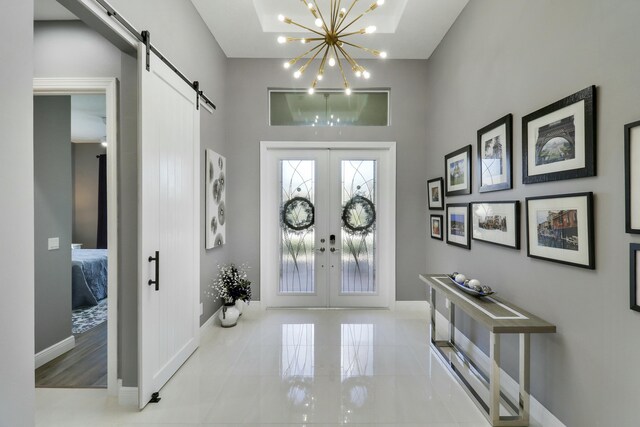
379,51,387,58
339,7,346,17
377,0,385,5
294,70,302,79
308,87,315,95
345,87,352,96
317,73,323,81
301,38,307,44
328,56,336,67
363,70,371,79
283,61,291,69
314,18,323,28
278,14,285,22
277,36,287,44
355,70,362,78
365,25,377,34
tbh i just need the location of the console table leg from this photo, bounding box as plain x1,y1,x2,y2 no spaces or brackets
430,286,437,343
489,332,501,424
449,301,456,345
519,333,531,424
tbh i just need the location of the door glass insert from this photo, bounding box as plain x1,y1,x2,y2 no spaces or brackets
341,160,377,293
280,160,316,293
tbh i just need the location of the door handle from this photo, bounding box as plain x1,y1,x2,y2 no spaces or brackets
330,247,340,253
148,250,160,291
316,247,326,253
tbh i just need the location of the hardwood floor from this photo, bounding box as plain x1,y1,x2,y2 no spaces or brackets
35,321,107,388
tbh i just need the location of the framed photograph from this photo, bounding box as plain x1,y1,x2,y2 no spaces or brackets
471,201,520,249
205,149,226,249
525,192,594,269
430,214,443,240
446,203,470,249
445,145,472,196
427,177,444,210
477,114,512,193
625,120,640,234
631,244,640,312
522,85,596,184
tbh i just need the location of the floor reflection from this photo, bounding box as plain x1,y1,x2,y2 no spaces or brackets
281,324,314,411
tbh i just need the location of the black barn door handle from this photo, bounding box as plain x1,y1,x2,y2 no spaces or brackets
148,251,160,291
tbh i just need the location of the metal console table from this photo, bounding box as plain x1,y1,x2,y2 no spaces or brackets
420,274,556,427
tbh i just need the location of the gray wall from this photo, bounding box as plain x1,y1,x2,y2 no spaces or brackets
423,0,640,425
108,0,229,325
225,58,429,301
0,0,34,424
72,143,105,249
34,96,73,354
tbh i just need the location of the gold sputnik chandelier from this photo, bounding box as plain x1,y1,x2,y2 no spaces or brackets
277,0,387,95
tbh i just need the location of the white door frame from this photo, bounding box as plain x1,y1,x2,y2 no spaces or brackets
33,77,119,396
260,140,396,309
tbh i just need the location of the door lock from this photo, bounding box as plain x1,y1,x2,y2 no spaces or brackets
329,234,336,245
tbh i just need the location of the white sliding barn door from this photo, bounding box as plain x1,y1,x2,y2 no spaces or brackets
138,44,200,409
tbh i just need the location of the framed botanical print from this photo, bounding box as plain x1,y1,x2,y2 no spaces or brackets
525,192,594,269
625,120,640,233
477,114,512,193
427,177,444,210
471,201,520,249
445,145,472,196
522,85,596,184
205,149,227,249
446,203,470,249
430,214,443,240
631,243,640,312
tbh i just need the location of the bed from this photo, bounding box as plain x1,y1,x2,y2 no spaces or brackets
72,249,108,309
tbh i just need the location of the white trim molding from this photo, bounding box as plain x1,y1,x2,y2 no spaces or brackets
117,379,139,406
34,77,119,396
35,336,75,369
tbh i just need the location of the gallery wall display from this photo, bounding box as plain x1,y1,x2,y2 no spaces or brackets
625,120,640,234
205,149,226,249
430,214,443,240
471,201,520,249
477,114,513,193
445,145,472,196
446,203,470,249
525,192,594,269
522,85,596,184
427,177,444,210
631,243,640,312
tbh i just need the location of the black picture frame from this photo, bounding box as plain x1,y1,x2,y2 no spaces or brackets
446,203,470,249
430,214,443,240
477,114,512,193
631,244,640,312
471,201,520,249
525,192,595,269
522,85,596,184
427,177,444,210
445,145,472,196
625,120,640,234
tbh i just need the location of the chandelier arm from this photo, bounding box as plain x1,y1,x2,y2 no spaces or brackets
336,12,367,36
336,0,360,31
290,41,328,66
332,0,342,33
332,45,350,88
339,39,380,56
286,19,325,37
312,0,331,33
300,42,327,73
336,43,359,70
338,30,367,37
318,44,331,74
286,37,325,42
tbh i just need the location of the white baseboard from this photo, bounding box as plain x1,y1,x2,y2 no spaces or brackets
117,379,138,406
432,308,565,427
34,335,75,369
200,301,263,331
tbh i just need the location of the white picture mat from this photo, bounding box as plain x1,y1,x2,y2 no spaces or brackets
447,206,468,245
472,203,516,247
427,180,443,208
527,100,586,176
480,123,507,186
527,195,590,265
447,151,469,192
631,127,640,230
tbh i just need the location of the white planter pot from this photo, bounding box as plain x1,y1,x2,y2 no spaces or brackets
219,303,239,328
235,299,245,316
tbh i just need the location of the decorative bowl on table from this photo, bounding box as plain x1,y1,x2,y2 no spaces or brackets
446,272,495,298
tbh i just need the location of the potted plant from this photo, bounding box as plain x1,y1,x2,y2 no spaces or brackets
211,263,251,327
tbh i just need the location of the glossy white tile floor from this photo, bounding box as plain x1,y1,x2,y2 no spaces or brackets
36,306,489,426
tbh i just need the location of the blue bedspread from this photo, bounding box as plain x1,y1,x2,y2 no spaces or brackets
72,249,108,309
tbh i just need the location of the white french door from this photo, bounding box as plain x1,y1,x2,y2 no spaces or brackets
261,142,396,308
138,43,200,408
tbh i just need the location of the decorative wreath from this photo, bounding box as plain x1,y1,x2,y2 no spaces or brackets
342,195,376,234
282,197,315,231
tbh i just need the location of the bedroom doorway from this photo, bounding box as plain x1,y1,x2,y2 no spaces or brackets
33,79,118,393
